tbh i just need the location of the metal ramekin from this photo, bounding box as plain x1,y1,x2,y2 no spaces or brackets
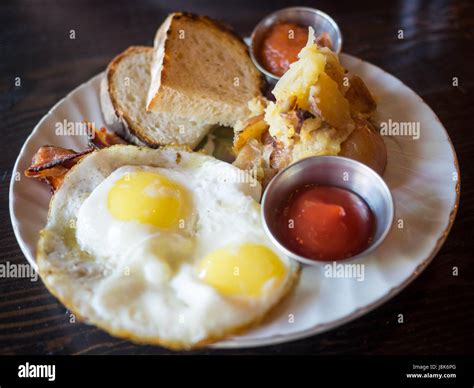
250,7,343,84
261,156,394,266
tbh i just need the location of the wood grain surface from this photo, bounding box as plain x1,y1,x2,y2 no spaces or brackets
0,0,473,355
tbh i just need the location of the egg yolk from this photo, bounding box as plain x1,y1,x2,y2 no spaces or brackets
198,244,286,298
108,171,190,229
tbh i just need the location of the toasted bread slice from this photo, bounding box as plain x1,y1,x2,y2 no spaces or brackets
101,46,212,148
146,12,263,127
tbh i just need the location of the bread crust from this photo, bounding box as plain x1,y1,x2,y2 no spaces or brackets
101,46,164,148
147,12,265,113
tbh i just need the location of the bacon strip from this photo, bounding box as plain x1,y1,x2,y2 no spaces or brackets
25,123,128,193
85,121,128,149
25,146,94,192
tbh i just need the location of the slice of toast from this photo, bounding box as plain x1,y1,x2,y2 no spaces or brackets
101,46,212,148
146,12,263,127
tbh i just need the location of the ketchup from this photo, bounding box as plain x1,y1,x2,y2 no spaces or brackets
274,185,375,261
260,22,308,77
259,23,333,77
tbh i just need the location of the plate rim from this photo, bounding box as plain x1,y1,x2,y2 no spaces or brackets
9,72,105,273
9,56,460,349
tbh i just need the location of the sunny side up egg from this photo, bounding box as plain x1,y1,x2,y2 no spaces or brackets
37,146,299,349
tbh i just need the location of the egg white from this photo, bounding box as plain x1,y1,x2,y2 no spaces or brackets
37,145,299,348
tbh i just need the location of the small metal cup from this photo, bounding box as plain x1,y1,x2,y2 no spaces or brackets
261,156,394,265
250,7,343,84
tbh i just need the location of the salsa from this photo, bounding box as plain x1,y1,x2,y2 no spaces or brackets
260,22,308,77
273,185,375,261
260,22,333,77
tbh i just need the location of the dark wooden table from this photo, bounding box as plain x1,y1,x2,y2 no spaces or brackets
0,0,473,355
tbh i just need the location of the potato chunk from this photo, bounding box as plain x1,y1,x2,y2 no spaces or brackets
345,75,377,115
340,119,387,175
312,72,353,132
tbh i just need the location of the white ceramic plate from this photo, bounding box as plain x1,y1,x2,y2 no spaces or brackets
9,54,459,348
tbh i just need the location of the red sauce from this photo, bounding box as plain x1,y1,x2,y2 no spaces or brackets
274,185,375,261
260,22,308,77
260,23,333,77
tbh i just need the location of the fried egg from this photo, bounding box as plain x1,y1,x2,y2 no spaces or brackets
37,145,298,348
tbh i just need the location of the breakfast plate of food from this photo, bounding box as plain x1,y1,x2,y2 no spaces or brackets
9,8,459,349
